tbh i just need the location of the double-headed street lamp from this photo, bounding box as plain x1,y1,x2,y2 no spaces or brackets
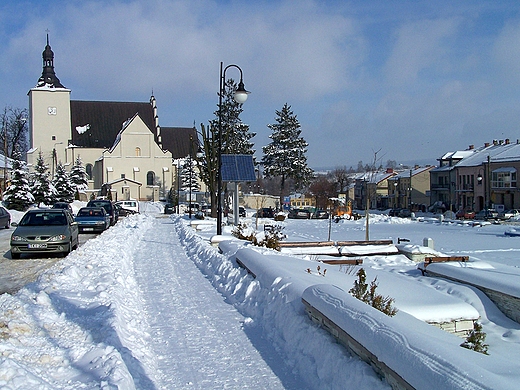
216,62,249,235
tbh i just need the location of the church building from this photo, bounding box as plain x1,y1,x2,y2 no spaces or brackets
27,35,197,201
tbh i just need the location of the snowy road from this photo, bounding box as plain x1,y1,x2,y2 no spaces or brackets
132,216,286,389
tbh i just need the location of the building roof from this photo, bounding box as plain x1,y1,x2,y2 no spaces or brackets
70,100,155,149
160,126,198,159
36,34,65,88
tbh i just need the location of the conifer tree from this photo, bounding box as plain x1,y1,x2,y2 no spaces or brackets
180,158,200,193
53,162,75,202
69,156,89,197
461,321,489,354
3,151,34,211
30,151,57,206
262,103,314,206
210,78,255,155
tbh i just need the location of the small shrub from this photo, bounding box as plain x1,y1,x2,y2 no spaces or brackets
349,268,398,317
461,321,489,355
231,223,283,250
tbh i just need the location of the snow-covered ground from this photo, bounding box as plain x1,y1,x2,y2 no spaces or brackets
1,206,520,388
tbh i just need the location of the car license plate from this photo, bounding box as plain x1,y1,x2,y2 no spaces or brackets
28,243,47,249
84,228,94,231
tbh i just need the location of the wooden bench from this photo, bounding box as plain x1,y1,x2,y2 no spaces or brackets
423,256,469,266
336,240,393,246
319,259,363,265
279,241,335,248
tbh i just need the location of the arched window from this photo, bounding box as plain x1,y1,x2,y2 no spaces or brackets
86,164,93,180
135,147,141,156
147,171,155,186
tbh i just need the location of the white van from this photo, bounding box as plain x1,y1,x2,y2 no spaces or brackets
115,200,139,214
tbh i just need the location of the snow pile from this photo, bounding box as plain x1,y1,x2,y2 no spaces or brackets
0,215,156,389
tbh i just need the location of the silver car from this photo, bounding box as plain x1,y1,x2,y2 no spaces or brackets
10,209,79,259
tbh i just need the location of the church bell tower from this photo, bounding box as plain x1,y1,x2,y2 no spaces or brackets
27,34,71,172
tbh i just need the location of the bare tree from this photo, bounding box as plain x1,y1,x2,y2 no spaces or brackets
1,106,29,159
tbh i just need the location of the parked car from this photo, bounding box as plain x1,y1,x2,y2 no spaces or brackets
10,209,79,259
257,208,275,218
0,206,11,229
114,200,139,214
86,199,118,225
201,204,211,216
456,208,476,220
52,202,74,215
474,209,499,221
312,210,329,219
75,207,110,233
499,209,520,220
398,209,412,218
388,208,401,217
288,209,311,219
114,203,137,217
164,203,175,214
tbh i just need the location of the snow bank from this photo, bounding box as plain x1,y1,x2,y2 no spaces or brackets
0,214,157,389
303,284,513,389
177,224,386,389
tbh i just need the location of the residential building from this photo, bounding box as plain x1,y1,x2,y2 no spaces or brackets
353,169,396,210
388,166,434,211
431,139,520,213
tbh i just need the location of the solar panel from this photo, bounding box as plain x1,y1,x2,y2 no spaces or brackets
221,154,256,182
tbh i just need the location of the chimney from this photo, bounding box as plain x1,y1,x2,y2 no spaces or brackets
386,168,393,173
485,142,490,147
468,145,474,150
506,138,510,145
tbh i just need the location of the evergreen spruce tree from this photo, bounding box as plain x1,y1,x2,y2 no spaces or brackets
30,151,57,206
461,321,489,354
69,156,89,197
3,151,34,211
262,103,314,206
210,78,256,155
53,162,75,202
180,158,200,193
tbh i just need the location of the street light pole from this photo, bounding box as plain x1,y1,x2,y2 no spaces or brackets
216,62,249,235
52,141,63,179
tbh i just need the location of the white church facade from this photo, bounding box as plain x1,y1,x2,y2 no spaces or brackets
27,35,197,201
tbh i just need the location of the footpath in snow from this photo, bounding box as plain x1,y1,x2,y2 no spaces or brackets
131,215,287,389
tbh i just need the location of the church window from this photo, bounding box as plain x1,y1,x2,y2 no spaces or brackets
147,171,155,186
86,164,93,180
135,147,141,156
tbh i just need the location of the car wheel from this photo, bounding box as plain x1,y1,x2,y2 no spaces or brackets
4,221,9,229
11,251,20,259
62,242,72,257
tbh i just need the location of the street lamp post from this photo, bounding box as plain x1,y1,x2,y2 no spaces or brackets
189,135,193,219
216,62,249,235
52,141,63,179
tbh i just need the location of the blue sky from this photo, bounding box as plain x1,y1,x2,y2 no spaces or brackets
2,0,520,170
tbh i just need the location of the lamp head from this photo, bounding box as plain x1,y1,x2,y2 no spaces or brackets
234,80,250,104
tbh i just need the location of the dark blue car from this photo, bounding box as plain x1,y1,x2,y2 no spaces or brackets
75,207,110,233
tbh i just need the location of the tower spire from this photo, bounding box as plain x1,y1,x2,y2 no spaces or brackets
36,33,65,88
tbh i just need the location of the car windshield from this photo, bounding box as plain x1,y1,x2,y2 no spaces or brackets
20,212,67,226
78,209,104,217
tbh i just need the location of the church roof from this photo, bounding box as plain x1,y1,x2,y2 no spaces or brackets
160,126,198,159
70,100,155,149
36,34,65,88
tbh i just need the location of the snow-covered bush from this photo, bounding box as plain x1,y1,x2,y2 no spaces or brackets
461,321,489,355
231,223,283,250
349,268,398,317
